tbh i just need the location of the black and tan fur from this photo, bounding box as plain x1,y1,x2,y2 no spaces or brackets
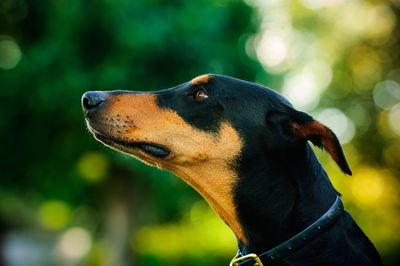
82,74,381,265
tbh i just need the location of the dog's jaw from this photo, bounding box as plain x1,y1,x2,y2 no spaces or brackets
84,91,248,243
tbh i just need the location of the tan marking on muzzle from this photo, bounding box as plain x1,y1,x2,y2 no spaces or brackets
93,93,246,243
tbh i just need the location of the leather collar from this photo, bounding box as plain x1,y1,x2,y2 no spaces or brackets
230,195,344,266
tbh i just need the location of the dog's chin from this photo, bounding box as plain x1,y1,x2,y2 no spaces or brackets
87,126,170,159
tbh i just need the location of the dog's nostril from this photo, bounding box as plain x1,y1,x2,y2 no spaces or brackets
83,97,103,109
82,91,106,112
82,97,90,109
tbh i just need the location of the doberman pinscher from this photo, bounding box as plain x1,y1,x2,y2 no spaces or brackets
81,74,381,265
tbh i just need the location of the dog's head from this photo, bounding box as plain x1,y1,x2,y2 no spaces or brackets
82,74,351,242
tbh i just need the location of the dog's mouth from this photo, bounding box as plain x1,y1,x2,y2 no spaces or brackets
88,125,170,158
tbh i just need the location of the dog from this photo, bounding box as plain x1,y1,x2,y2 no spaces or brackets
82,74,381,265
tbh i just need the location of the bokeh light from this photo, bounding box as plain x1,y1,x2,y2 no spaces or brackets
256,30,288,68
0,38,22,70
58,227,92,260
77,151,110,182
373,80,400,109
282,60,332,111
38,201,72,230
316,108,356,144
388,103,400,136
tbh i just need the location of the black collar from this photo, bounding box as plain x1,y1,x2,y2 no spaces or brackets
230,195,344,266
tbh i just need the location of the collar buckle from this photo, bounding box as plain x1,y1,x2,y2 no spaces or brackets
229,253,264,266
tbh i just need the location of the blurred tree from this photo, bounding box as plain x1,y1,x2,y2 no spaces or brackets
0,0,260,265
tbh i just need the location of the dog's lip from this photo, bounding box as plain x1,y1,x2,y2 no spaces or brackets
88,125,170,158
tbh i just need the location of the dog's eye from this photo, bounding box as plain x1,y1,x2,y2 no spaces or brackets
194,89,208,101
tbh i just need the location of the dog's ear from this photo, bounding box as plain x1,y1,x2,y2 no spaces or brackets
266,109,352,175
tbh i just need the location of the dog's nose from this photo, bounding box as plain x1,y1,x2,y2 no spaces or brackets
81,91,106,113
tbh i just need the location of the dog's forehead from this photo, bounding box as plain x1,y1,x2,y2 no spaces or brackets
199,75,293,111
213,75,292,104
160,74,291,104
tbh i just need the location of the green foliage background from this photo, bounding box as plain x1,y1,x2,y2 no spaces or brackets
0,0,399,265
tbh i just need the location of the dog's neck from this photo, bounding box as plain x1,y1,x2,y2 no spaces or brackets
235,142,338,255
